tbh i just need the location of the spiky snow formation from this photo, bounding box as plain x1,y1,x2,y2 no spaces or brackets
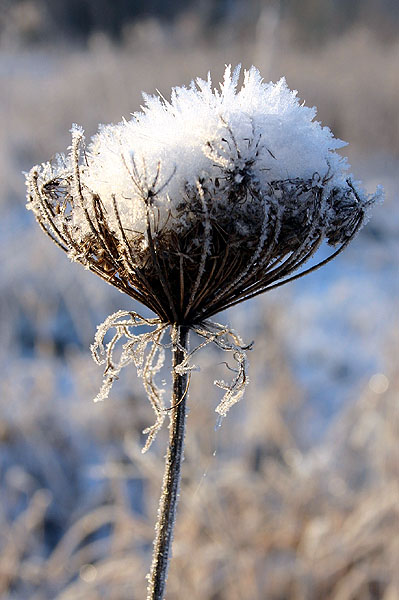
26,65,381,324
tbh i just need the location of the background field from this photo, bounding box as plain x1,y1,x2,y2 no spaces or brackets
0,1,398,598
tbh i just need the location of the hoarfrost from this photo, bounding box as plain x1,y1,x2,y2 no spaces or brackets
33,65,359,240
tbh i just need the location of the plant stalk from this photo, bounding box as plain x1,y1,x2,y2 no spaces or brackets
146,324,189,600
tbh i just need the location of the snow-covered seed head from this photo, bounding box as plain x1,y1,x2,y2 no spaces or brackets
26,65,381,324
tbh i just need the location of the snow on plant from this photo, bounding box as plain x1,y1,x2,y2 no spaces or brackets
26,65,381,600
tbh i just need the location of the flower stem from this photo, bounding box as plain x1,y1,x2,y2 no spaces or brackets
146,324,189,600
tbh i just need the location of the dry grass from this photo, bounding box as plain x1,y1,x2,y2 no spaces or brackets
0,327,397,599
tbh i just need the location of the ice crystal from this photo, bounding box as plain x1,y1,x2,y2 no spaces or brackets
82,65,353,237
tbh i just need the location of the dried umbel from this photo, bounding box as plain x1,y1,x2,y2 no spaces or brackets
26,87,378,325
26,65,380,600
26,68,379,409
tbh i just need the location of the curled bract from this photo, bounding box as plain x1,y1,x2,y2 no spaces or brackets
91,310,251,451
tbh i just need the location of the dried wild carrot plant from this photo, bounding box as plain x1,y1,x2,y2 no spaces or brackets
26,65,381,600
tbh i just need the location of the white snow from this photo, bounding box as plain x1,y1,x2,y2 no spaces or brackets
74,65,354,236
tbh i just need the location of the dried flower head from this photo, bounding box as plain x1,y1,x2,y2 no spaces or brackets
26,65,382,599
26,65,380,326
25,65,382,449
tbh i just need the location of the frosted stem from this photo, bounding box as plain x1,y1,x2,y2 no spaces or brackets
146,324,189,600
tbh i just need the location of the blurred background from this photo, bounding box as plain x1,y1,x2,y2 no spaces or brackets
0,1,398,598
